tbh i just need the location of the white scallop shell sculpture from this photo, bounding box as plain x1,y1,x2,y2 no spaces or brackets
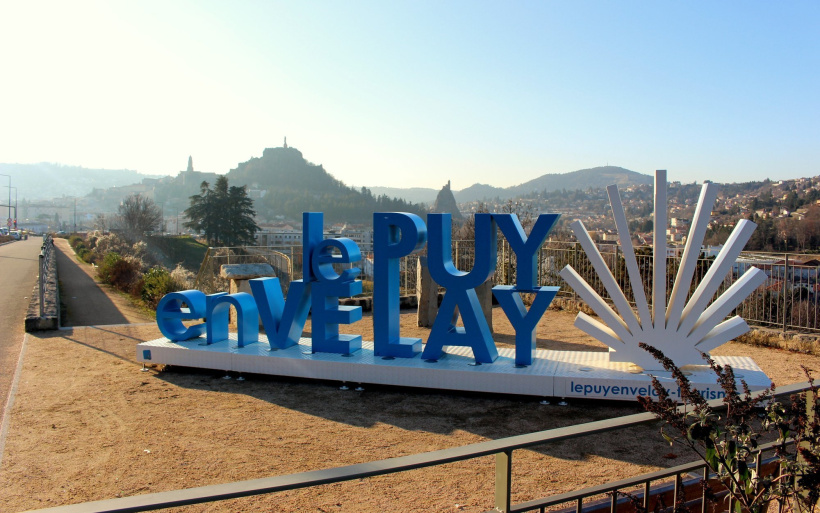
558,170,766,369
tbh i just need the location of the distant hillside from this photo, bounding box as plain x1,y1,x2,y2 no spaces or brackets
367,186,438,205
226,147,425,223
373,166,652,205
507,166,653,198
151,170,221,213
0,162,165,201
453,183,506,203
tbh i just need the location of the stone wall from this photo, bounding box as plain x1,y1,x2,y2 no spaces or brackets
734,328,820,356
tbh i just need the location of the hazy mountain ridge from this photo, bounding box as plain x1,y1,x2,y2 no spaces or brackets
0,163,165,201
454,183,506,203
506,166,653,198
370,166,652,205
3,158,651,208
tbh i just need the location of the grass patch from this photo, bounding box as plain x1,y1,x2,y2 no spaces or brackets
147,235,208,271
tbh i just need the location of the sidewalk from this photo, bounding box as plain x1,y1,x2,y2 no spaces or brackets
53,238,153,326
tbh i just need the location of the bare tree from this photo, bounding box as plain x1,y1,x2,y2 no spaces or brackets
115,194,162,242
93,213,108,233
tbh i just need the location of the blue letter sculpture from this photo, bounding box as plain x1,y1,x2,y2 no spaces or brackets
205,292,259,347
249,277,311,350
494,213,560,290
373,212,428,357
156,290,207,341
421,213,498,363
493,285,558,366
308,224,364,354
492,213,561,366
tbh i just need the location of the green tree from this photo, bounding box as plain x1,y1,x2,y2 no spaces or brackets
226,182,259,246
184,180,217,245
184,176,259,246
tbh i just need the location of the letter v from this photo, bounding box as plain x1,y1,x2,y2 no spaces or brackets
249,277,312,349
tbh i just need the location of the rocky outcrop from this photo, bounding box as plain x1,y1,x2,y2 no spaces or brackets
431,180,463,220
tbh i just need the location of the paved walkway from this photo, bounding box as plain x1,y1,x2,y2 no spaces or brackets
53,238,153,326
1,241,155,473
0,238,41,441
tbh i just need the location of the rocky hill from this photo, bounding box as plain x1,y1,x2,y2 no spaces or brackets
225,146,425,223
430,181,463,220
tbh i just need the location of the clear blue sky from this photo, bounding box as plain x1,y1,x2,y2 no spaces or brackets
1,1,817,189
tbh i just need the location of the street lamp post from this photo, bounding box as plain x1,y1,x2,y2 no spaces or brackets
0,173,10,228
10,186,17,229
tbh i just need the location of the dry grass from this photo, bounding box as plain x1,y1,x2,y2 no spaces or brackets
1,309,819,512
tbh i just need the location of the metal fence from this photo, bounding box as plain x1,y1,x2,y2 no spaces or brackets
194,246,296,295
194,244,420,298
38,234,54,317
27,381,812,513
193,240,820,334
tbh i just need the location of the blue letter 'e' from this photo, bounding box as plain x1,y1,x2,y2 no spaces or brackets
156,290,207,341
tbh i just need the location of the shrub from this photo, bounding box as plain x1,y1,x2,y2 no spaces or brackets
108,256,142,293
68,234,96,264
97,252,122,284
93,233,129,261
169,264,196,291
77,247,91,262
141,266,173,307
98,252,141,292
637,343,820,513
85,231,100,251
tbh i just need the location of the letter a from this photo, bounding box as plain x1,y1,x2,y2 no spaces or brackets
421,213,498,363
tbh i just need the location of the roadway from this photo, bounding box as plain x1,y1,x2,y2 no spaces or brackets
0,237,42,430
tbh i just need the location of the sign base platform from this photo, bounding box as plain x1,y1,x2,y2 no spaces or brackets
137,335,770,402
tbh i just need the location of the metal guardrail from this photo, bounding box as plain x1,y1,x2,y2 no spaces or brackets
508,440,782,513
26,381,813,513
38,234,54,317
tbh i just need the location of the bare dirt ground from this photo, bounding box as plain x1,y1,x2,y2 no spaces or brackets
1,309,819,513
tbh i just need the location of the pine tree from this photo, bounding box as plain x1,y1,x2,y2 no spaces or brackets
184,177,259,246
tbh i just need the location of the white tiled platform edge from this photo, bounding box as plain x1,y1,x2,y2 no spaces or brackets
137,335,770,401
